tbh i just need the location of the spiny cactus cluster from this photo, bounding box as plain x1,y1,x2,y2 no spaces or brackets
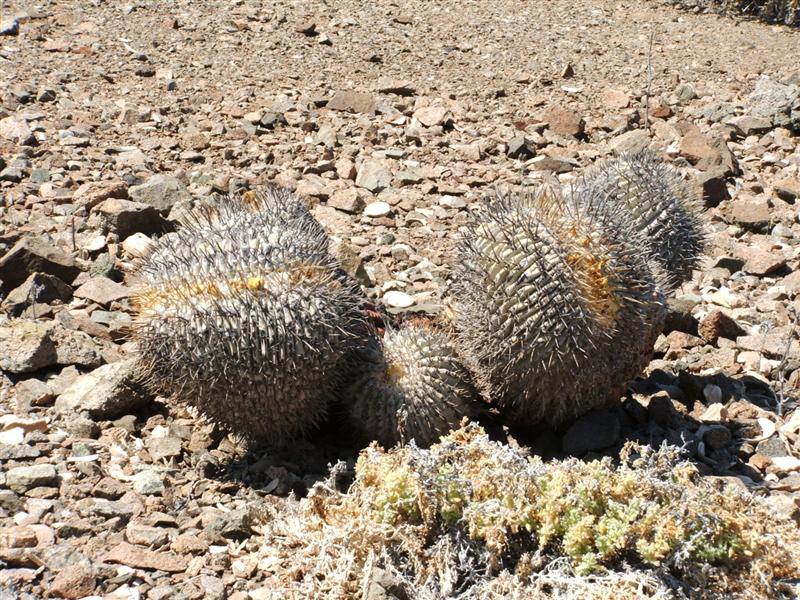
450,184,667,427
131,188,367,443
131,150,704,446
339,322,480,447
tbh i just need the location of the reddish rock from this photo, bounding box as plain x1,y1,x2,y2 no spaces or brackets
74,180,129,210
413,105,449,127
541,106,584,138
601,88,631,109
51,565,95,599
773,177,800,203
738,245,786,276
728,198,771,230
698,311,745,344
102,542,187,572
73,277,130,306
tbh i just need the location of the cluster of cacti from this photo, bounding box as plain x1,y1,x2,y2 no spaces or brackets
131,188,368,443
668,0,799,26
131,150,703,446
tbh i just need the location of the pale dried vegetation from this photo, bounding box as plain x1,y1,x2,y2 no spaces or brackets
252,424,800,599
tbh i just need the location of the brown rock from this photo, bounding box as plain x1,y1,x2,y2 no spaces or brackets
74,277,130,306
601,89,631,109
171,533,209,554
541,106,584,138
676,121,737,174
698,311,745,344
51,565,95,599
728,198,771,230
0,238,81,293
102,542,187,572
328,188,365,214
736,332,800,358
738,244,786,276
91,198,166,239
413,105,449,127
376,77,416,96
327,91,375,114
74,180,128,210
773,177,800,203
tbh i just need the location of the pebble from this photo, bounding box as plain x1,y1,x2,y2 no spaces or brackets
356,160,391,193
363,201,392,217
6,464,58,493
383,290,414,308
55,359,150,419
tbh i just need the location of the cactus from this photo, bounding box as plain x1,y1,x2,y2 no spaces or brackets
667,0,799,26
575,151,705,292
339,322,481,447
449,186,665,427
131,187,368,443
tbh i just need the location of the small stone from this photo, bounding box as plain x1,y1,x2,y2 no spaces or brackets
0,237,81,293
376,77,416,96
601,89,631,109
607,129,651,155
356,160,391,193
413,105,449,127
146,436,182,461
0,320,57,374
328,189,365,214
55,359,149,419
739,246,786,276
171,533,209,554
0,117,31,142
383,290,414,308
725,115,773,136
335,158,356,180
773,177,800,203
0,17,19,36
74,180,129,210
126,523,170,547
128,174,190,212
51,565,95,599
698,311,744,344
327,91,375,114
506,136,535,159
102,542,186,572
562,409,621,454
132,470,165,495
694,167,730,207
452,143,481,161
676,121,738,174
363,201,392,217
294,20,317,35
205,509,254,543
74,277,130,306
728,198,771,231
6,464,57,493
121,232,153,257
541,106,584,138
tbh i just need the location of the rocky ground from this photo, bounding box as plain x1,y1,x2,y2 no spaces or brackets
1,0,799,598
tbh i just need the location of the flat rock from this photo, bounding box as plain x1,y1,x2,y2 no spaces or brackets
413,105,449,127
51,565,95,599
0,237,81,292
383,290,414,308
328,188,366,214
738,245,786,276
725,115,773,136
73,277,130,306
74,180,128,210
102,542,186,572
327,91,375,114
6,464,58,493
728,198,771,230
356,160,391,193
364,201,392,217
376,77,416,96
0,320,57,374
608,129,651,155
773,177,800,203
128,174,190,212
55,359,149,419
541,106,584,138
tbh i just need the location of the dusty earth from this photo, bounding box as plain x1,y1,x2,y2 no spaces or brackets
1,0,799,598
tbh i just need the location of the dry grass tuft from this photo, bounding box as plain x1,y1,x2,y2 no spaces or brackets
254,424,800,599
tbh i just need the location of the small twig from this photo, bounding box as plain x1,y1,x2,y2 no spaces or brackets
71,215,76,252
644,27,655,131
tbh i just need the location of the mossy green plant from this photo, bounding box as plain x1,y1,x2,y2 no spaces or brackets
254,424,800,599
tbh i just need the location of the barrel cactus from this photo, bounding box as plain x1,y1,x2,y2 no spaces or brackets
131,187,367,443
449,186,665,427
339,322,481,447
575,150,705,291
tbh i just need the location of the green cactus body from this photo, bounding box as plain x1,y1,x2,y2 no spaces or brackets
340,323,480,447
450,188,665,427
131,187,367,443
576,151,705,292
